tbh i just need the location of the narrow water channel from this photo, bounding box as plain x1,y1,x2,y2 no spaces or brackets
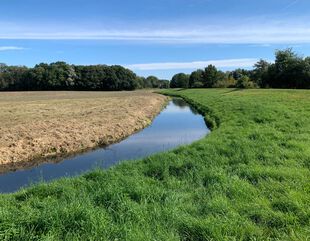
0,98,210,193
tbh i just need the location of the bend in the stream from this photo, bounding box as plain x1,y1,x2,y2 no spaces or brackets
0,98,210,193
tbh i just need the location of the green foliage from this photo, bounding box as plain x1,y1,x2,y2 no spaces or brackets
267,48,310,88
189,69,204,88
252,59,270,87
203,65,223,88
144,76,169,89
170,73,190,88
0,63,169,91
236,75,256,89
2,48,310,91
246,49,310,89
1,89,310,240
231,68,252,82
186,65,253,89
0,63,29,90
213,75,236,88
175,48,310,90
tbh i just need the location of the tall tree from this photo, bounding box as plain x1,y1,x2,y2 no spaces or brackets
203,65,221,88
252,59,270,87
170,73,189,88
189,69,204,88
271,49,309,88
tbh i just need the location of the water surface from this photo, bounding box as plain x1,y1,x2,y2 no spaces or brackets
0,98,209,193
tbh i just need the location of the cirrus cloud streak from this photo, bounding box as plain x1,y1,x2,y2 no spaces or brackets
126,58,259,70
1,18,310,44
0,46,25,51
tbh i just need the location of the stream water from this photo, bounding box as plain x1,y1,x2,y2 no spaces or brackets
0,98,210,193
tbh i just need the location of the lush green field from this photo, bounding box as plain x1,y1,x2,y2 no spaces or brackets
0,89,309,240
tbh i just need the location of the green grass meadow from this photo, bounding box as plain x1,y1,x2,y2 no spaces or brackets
0,89,309,240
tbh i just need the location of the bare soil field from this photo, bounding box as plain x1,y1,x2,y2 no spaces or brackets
0,91,167,172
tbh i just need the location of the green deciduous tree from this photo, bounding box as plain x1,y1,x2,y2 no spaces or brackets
252,59,270,87
170,73,189,88
203,65,225,88
189,69,204,88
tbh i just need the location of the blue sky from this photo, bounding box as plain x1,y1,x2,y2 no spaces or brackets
1,0,310,79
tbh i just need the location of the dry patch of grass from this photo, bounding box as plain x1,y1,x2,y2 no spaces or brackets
0,91,167,171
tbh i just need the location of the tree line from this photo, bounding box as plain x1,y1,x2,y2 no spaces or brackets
170,49,310,89
0,62,169,91
1,48,309,91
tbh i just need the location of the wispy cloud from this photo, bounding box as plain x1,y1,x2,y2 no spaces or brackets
0,46,25,51
282,0,299,10
1,18,310,44
1,27,310,44
126,58,258,70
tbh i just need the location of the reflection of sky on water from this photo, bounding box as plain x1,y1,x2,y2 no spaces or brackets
119,129,203,144
162,104,192,113
0,99,210,193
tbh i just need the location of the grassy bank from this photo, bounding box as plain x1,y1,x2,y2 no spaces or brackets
0,89,309,240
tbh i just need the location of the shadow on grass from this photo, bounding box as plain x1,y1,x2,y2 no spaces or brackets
175,88,188,91
222,88,246,94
